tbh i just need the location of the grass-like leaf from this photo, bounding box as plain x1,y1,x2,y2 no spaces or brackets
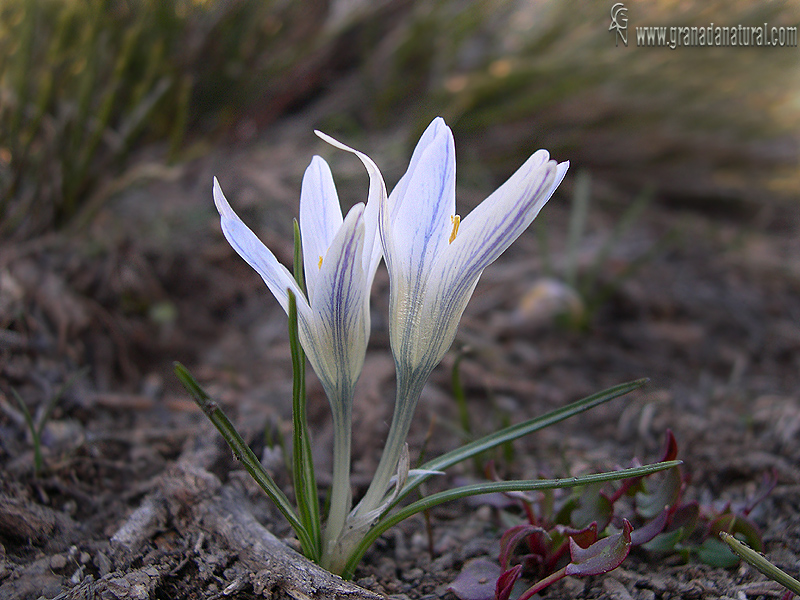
173,361,317,557
393,378,648,508
288,220,321,561
11,367,88,474
720,532,800,595
343,459,680,579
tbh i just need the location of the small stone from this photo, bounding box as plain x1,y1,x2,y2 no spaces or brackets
430,552,455,572
603,577,634,600
562,576,585,596
50,554,68,570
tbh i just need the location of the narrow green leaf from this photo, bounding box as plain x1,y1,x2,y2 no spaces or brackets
720,532,800,595
288,220,321,560
173,362,316,556
394,378,648,507
343,459,680,579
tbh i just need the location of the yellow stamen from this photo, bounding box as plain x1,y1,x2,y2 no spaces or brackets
318,255,323,269
449,215,461,244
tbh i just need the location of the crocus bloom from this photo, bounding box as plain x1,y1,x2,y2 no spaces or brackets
355,117,569,517
213,151,384,561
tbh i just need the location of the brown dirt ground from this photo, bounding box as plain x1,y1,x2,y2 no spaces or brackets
1,115,799,600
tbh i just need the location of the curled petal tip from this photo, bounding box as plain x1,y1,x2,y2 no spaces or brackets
552,160,570,193
315,129,347,151
212,177,229,215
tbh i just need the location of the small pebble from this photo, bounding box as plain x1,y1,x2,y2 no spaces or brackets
49,554,68,570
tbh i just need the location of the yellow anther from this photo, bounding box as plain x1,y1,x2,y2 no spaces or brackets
318,255,323,269
449,215,461,244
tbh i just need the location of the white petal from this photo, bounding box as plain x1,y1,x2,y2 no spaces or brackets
438,153,560,290
385,118,456,287
213,178,307,316
314,130,386,279
304,203,369,396
551,160,570,198
299,157,343,306
416,154,564,367
387,118,451,227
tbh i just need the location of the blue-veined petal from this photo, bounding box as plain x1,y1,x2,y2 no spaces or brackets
386,118,455,287
213,178,308,319
413,154,566,370
433,153,562,308
300,156,343,307
305,203,369,396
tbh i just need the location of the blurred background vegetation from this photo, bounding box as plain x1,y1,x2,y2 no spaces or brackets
1,0,798,241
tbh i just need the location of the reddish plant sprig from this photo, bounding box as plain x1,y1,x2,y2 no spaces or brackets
448,430,776,600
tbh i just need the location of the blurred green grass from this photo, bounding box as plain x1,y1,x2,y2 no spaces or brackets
365,1,799,208
2,0,797,241
0,0,349,239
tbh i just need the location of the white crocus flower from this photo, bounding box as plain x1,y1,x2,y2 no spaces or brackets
354,117,569,519
213,151,383,563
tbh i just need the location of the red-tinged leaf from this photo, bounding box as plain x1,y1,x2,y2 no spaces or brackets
660,430,678,462
564,519,633,577
630,507,669,546
545,522,598,571
558,521,599,549
499,524,549,569
612,431,679,503
636,466,682,519
642,502,700,553
670,501,699,533
496,565,523,600
447,558,503,600
520,552,545,574
526,530,553,560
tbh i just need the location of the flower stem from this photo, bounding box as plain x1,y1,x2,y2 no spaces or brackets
288,291,321,561
354,368,428,520
322,398,353,568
